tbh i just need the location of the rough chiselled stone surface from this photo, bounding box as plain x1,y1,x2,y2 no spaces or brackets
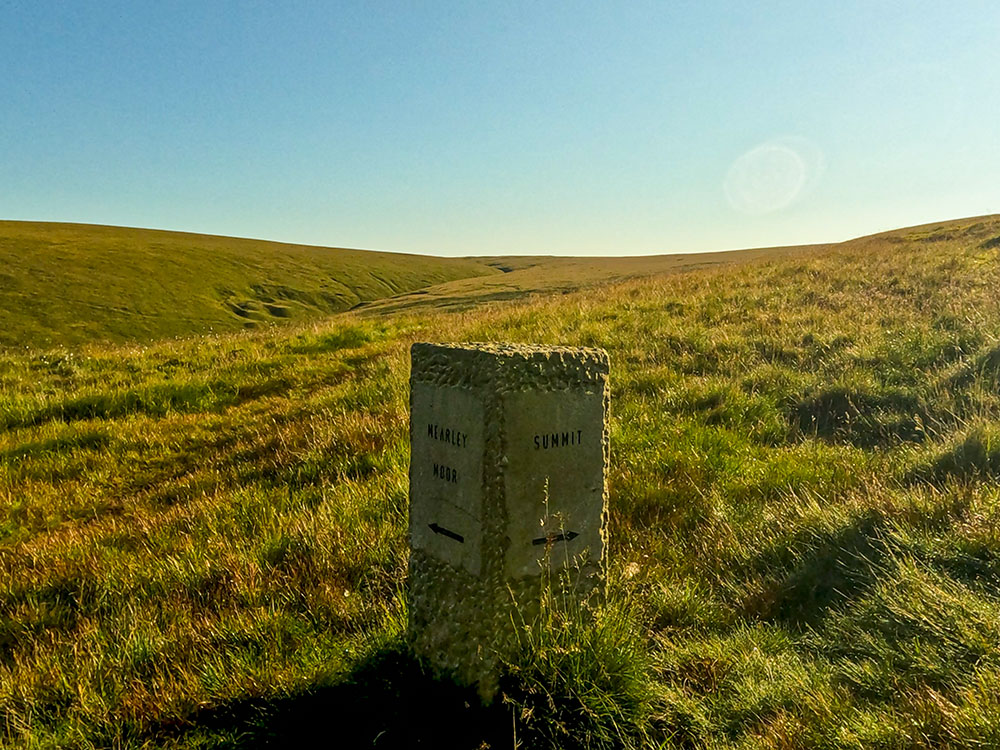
407,342,609,700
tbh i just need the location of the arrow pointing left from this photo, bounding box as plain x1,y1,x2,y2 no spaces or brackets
428,523,464,543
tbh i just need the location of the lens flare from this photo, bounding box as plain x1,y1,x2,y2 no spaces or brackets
724,137,824,216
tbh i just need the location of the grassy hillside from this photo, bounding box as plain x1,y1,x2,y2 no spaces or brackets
4,215,1000,747
0,221,498,348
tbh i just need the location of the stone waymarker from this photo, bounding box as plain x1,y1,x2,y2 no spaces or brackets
407,342,609,698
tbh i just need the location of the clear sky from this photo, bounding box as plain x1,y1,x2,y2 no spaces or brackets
3,1,999,256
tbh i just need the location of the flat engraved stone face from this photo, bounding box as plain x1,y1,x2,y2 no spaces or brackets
502,388,605,578
410,382,485,576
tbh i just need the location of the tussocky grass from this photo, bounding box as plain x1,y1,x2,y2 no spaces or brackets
5,215,1000,746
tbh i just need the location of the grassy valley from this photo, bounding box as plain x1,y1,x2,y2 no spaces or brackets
0,220,825,348
358,242,825,316
4,215,1000,747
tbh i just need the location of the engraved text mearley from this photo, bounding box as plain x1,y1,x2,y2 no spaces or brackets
427,423,469,448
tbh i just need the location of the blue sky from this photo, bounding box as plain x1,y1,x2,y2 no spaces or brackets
2,1,998,256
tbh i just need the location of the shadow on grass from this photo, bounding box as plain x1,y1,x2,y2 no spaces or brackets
911,426,1000,485
155,645,510,749
791,384,926,448
744,511,891,628
2,379,294,431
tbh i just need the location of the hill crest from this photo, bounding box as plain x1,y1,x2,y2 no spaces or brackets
0,221,498,349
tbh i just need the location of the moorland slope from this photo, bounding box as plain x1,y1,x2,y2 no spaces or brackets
4,214,1000,747
0,221,499,348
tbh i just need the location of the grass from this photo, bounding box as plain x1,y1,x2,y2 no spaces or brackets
0,219,821,350
501,561,653,750
3,214,1000,746
0,221,497,348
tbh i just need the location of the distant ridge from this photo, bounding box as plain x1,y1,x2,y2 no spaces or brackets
355,215,1000,317
0,221,498,348
3,215,999,350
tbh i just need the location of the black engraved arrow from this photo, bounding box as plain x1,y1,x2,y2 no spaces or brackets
532,531,580,546
428,523,464,543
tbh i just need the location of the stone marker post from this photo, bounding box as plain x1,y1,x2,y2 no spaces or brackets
407,342,609,699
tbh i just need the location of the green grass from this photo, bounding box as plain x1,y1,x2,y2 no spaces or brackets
0,221,498,348
4,215,1000,747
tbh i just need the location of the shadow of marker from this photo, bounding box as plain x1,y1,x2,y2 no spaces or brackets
149,644,509,749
